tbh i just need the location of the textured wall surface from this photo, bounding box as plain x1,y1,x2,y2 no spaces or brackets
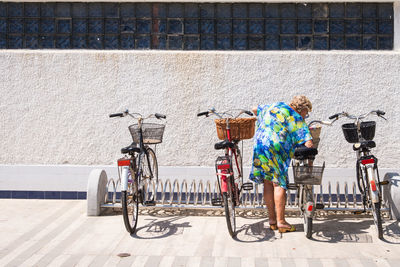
0,50,399,169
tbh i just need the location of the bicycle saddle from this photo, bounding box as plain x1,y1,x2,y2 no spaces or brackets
353,140,376,151
121,143,140,154
214,140,235,150
294,146,318,159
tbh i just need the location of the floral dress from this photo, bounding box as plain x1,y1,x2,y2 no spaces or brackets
249,102,312,189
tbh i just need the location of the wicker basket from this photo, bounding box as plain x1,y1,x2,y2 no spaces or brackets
309,125,322,140
215,117,256,141
309,125,322,149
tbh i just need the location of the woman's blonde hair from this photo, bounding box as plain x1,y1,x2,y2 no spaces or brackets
289,95,312,113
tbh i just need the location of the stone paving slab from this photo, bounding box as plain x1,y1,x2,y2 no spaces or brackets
0,200,400,267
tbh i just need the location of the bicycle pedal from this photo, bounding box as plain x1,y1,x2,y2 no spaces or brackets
379,181,389,185
316,203,325,209
211,198,222,206
287,183,297,190
143,200,156,206
241,182,253,191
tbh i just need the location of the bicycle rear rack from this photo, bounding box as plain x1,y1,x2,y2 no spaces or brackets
101,177,390,214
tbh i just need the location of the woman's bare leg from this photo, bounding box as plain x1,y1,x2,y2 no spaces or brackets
274,183,290,227
263,180,276,224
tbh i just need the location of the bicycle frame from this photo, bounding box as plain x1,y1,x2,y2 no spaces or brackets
118,117,152,194
217,118,242,193
135,117,155,185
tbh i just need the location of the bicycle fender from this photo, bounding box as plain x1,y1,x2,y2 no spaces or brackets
121,166,130,191
219,170,228,193
366,165,380,203
305,201,315,217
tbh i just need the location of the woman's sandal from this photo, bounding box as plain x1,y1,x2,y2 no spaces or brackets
278,224,296,233
269,224,278,231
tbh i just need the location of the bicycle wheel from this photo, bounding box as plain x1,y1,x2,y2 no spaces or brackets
371,201,383,240
223,177,236,237
141,147,158,182
232,145,243,181
121,170,139,234
302,186,313,239
232,146,243,204
138,147,158,202
303,212,313,239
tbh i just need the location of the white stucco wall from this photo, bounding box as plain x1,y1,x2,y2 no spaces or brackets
0,50,399,170
6,0,398,3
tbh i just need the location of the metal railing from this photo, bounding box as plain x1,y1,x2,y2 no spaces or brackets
102,177,389,213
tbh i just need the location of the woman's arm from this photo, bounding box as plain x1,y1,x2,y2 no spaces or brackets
304,139,313,148
252,106,258,116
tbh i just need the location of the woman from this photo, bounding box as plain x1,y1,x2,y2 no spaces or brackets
249,95,313,233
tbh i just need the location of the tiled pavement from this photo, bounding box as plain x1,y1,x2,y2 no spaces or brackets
1,200,400,267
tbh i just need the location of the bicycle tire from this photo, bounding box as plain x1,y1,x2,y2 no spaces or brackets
371,201,383,240
141,147,158,182
232,146,243,205
304,214,313,239
363,167,383,240
232,145,243,181
121,170,139,234
137,147,158,202
302,186,313,239
223,188,236,237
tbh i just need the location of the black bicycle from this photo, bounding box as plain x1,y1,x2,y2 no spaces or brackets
110,110,166,234
329,110,387,239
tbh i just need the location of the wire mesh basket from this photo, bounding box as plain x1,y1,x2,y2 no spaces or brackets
292,162,325,185
341,121,376,143
128,123,165,144
215,117,256,141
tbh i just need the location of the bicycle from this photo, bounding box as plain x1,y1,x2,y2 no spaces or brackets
328,110,387,239
109,110,166,234
289,119,332,239
197,108,255,237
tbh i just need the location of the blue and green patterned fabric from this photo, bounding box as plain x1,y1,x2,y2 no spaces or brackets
249,102,312,189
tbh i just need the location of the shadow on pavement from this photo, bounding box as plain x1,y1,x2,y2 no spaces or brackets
311,216,374,243
234,219,277,242
382,220,400,244
132,216,191,239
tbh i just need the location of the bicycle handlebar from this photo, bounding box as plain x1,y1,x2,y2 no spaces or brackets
197,111,209,117
328,110,387,122
109,110,166,120
109,112,124,118
328,113,341,120
308,120,334,127
155,113,167,119
244,110,253,116
376,110,386,116
197,108,253,119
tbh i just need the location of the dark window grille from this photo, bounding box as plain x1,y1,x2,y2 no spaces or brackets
0,2,394,50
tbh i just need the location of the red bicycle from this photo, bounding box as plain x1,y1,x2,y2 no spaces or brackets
198,108,255,237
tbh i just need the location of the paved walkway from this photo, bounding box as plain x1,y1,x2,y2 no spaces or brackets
1,200,400,267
